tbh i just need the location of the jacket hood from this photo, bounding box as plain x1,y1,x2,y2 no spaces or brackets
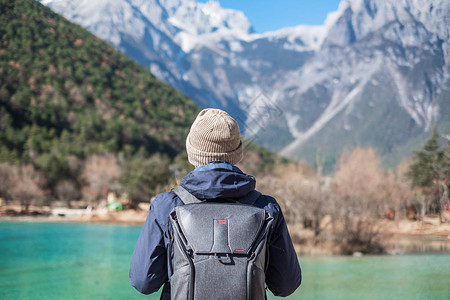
180,161,255,200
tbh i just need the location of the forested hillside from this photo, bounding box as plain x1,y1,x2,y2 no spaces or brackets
0,0,203,205
0,0,200,162
0,0,285,207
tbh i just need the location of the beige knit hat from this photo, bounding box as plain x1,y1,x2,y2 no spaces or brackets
186,108,243,167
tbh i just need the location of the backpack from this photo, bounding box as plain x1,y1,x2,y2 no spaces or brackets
168,186,273,300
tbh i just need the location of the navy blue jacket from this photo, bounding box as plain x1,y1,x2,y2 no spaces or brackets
129,162,302,297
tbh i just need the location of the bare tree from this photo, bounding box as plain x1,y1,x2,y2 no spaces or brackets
55,180,80,208
10,165,45,213
81,154,121,205
439,181,448,222
257,160,330,244
381,159,415,224
0,163,18,202
119,154,172,209
257,161,314,224
290,175,330,244
332,147,386,254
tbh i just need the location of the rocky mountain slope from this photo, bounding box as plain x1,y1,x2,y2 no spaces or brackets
40,0,450,166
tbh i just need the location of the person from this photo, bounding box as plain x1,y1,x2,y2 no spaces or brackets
129,108,301,298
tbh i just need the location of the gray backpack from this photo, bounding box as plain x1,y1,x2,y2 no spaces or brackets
168,186,273,300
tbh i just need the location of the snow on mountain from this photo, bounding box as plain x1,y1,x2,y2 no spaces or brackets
40,0,450,166
40,0,305,120
258,25,327,51
165,0,251,35
163,0,254,52
277,0,449,161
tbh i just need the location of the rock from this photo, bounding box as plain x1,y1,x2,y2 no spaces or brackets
352,251,363,257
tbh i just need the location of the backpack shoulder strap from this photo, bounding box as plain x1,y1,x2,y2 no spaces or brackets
172,186,202,204
236,190,262,205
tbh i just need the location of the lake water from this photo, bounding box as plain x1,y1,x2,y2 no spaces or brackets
1,222,449,300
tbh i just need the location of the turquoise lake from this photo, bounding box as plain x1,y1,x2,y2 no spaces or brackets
1,222,449,300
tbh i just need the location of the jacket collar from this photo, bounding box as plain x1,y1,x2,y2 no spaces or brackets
180,161,256,200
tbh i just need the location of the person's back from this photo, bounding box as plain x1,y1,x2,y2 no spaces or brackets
130,109,302,299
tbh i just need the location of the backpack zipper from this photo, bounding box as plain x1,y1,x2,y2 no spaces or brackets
168,233,174,276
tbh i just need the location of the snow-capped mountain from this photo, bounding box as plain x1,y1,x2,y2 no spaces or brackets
38,0,324,109
40,0,450,165
277,0,450,163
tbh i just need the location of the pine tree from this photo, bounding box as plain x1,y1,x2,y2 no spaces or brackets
442,137,450,181
408,127,442,187
408,127,450,221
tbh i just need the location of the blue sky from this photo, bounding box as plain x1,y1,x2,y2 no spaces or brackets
197,0,342,33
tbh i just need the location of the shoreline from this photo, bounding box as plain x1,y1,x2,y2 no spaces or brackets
2,209,450,256
2,203,450,255
5,213,447,235
0,215,146,226
0,207,149,226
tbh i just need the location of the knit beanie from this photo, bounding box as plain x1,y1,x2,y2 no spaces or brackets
186,108,243,167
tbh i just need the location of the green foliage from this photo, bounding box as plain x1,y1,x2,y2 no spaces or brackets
240,139,290,175
0,0,200,166
441,139,450,183
172,151,195,180
408,127,448,187
119,154,173,206
34,153,69,191
0,0,282,205
0,0,201,198
407,128,450,219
